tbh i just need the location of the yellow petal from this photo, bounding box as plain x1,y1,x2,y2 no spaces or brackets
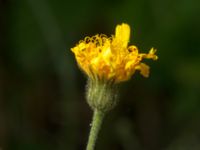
135,63,150,77
115,23,130,47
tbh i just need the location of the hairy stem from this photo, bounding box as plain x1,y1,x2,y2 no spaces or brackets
86,109,105,150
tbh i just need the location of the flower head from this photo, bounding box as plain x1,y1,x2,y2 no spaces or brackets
71,23,158,83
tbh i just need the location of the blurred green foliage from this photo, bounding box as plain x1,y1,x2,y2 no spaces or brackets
1,0,200,149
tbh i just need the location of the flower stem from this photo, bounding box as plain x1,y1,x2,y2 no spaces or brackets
86,109,105,150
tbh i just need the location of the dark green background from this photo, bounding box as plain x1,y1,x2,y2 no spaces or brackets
1,0,200,149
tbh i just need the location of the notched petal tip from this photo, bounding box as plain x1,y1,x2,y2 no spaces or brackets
149,48,158,60
140,48,158,60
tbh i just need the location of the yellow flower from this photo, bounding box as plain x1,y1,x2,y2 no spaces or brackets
71,23,158,83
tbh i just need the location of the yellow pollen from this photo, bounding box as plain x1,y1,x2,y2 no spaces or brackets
71,23,158,83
